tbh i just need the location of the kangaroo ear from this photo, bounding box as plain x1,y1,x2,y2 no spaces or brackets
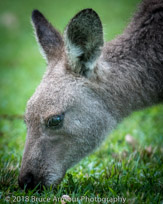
32,10,63,62
64,9,104,77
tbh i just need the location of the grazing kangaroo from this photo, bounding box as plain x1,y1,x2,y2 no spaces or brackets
19,0,163,189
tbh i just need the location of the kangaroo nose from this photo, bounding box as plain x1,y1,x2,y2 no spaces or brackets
18,172,35,190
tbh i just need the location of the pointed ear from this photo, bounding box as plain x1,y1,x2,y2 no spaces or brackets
32,10,63,62
64,9,103,77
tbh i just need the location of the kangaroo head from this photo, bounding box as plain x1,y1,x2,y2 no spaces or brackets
18,9,116,189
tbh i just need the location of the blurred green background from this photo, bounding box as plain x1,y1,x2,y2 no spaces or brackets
0,0,163,203
0,0,141,115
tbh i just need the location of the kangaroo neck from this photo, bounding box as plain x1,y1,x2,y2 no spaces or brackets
96,42,162,121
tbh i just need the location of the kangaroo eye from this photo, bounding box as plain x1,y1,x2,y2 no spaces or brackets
46,114,64,129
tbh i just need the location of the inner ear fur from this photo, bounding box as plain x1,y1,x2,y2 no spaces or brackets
64,9,104,77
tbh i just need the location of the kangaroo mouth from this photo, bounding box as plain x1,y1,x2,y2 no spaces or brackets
18,170,66,191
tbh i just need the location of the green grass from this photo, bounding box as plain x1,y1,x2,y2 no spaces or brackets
0,0,163,203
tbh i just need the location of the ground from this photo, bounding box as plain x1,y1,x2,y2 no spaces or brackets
0,0,163,203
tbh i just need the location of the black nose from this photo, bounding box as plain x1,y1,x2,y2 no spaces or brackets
18,172,35,190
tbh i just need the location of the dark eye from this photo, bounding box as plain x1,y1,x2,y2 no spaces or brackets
46,114,64,129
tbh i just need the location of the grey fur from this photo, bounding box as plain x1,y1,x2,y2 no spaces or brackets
19,0,163,189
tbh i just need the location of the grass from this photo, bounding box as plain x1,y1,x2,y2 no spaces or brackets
0,0,163,203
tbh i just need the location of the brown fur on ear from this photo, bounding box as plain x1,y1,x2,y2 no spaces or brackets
64,9,104,77
32,10,63,62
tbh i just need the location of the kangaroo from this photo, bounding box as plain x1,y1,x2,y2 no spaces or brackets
18,0,163,189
